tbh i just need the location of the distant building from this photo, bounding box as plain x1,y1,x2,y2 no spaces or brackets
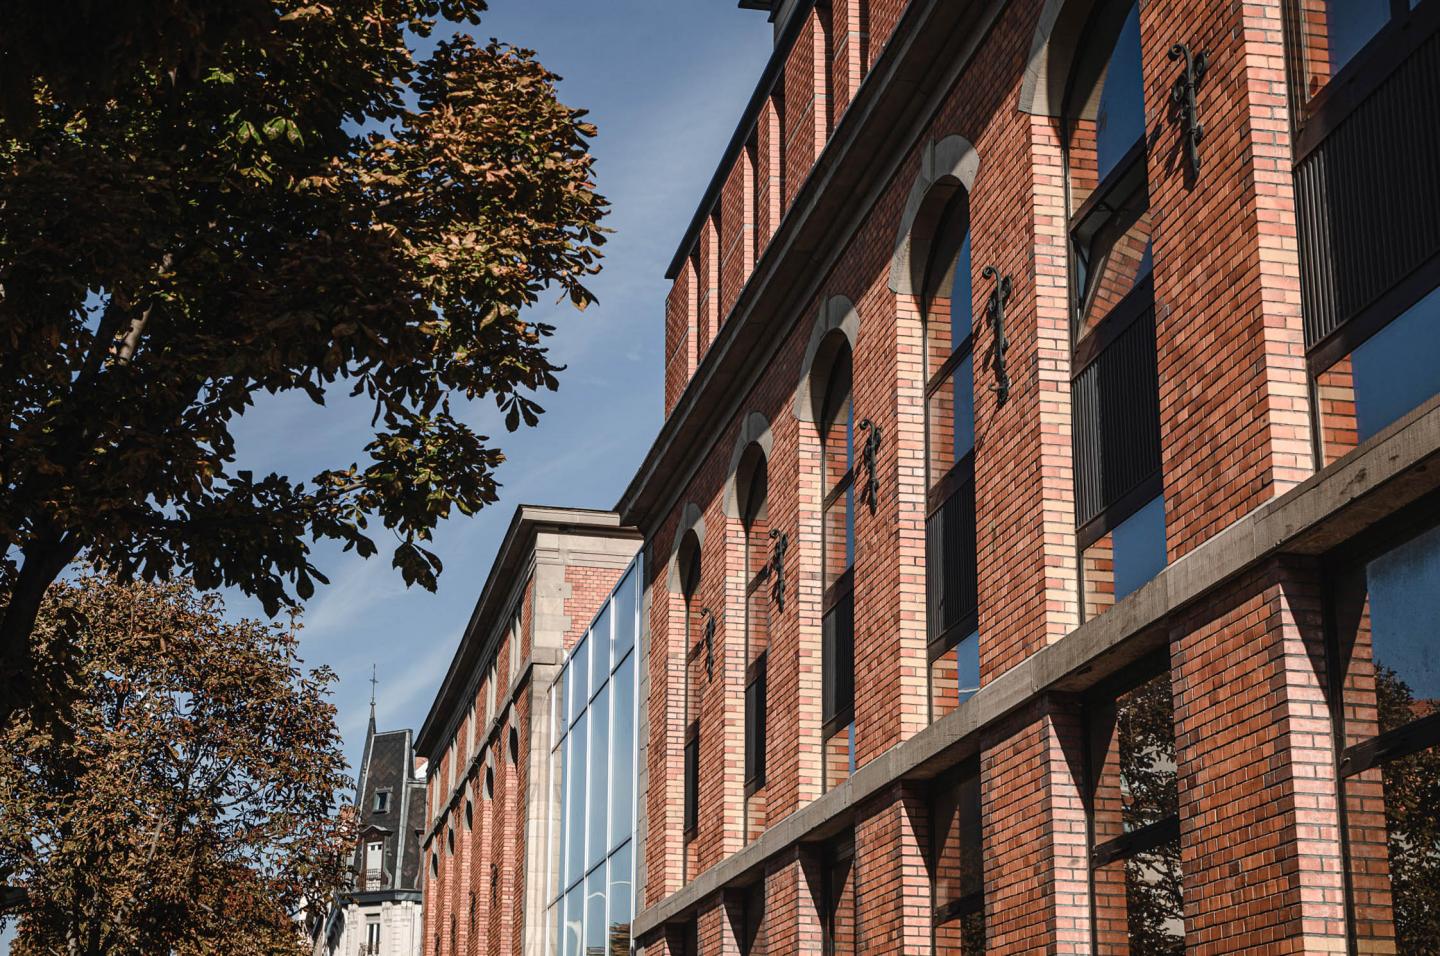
417,505,642,956
314,712,428,956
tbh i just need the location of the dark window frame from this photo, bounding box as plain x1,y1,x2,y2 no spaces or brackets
1067,138,1151,354
745,650,768,793
819,341,857,743
741,446,770,798
1060,0,1165,617
1288,0,1436,149
921,192,982,662
683,720,700,839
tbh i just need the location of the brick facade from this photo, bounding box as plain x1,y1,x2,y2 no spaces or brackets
617,0,1440,954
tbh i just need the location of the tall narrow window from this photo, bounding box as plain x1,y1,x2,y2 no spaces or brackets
677,529,702,879
366,917,381,955
1086,659,1185,954
1327,517,1440,953
931,760,984,953
1064,0,1166,622
683,722,700,838
818,337,857,790
739,443,771,840
923,190,981,721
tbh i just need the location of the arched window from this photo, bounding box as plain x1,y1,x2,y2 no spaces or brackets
676,530,702,854
922,191,981,720
738,444,770,840
1062,0,1166,623
815,334,856,791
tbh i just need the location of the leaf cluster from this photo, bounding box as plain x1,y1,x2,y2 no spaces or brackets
0,0,607,628
0,571,354,956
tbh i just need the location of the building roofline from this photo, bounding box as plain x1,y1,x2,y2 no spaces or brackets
415,505,640,756
620,0,991,528
663,0,818,280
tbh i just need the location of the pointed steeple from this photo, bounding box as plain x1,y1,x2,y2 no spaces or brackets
355,664,379,809
368,663,378,731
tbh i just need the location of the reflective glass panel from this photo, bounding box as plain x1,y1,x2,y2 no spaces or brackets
560,728,575,886
608,841,633,956
1076,195,1153,339
585,867,606,954
588,684,610,869
1334,522,1440,952
928,355,975,486
569,637,589,727
614,565,638,662
951,231,974,350
1325,0,1391,81
591,603,612,693
1112,495,1167,603
610,655,635,850
1352,284,1440,445
1094,2,1145,184
1094,851,1184,955
566,712,588,885
564,883,583,956
933,769,985,955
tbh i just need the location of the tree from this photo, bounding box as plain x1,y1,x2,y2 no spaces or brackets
1375,666,1440,953
0,571,353,956
0,0,607,730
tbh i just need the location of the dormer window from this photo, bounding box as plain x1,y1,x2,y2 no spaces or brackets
374,789,391,813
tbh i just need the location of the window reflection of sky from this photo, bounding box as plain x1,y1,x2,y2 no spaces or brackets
1367,521,1440,704
1353,284,1440,443
1095,2,1146,183
1324,0,1391,78
1113,495,1167,602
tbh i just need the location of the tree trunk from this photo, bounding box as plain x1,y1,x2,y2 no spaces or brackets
0,537,80,732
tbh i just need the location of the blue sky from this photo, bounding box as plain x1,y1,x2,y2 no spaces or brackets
228,3,772,780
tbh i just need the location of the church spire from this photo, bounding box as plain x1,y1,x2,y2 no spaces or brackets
368,663,378,729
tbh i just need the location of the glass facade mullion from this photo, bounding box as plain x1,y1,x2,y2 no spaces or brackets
544,554,641,956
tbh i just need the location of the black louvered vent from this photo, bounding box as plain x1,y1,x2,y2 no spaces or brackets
1297,22,1440,349
1072,307,1163,530
926,458,978,647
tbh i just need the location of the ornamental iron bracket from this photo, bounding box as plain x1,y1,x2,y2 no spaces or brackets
981,266,1013,406
858,418,883,514
700,608,715,680
1168,42,1209,181
768,529,788,614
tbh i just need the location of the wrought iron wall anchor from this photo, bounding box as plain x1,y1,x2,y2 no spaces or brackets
700,607,715,679
1169,42,1209,178
768,529,788,613
857,418,883,513
981,266,1013,406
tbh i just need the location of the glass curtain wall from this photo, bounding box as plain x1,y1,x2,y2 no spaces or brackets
548,557,641,956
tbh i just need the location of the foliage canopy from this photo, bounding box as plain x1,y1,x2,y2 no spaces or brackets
0,0,607,728
0,572,353,956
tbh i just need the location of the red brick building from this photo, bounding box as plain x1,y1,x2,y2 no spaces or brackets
417,507,641,956
614,0,1440,953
